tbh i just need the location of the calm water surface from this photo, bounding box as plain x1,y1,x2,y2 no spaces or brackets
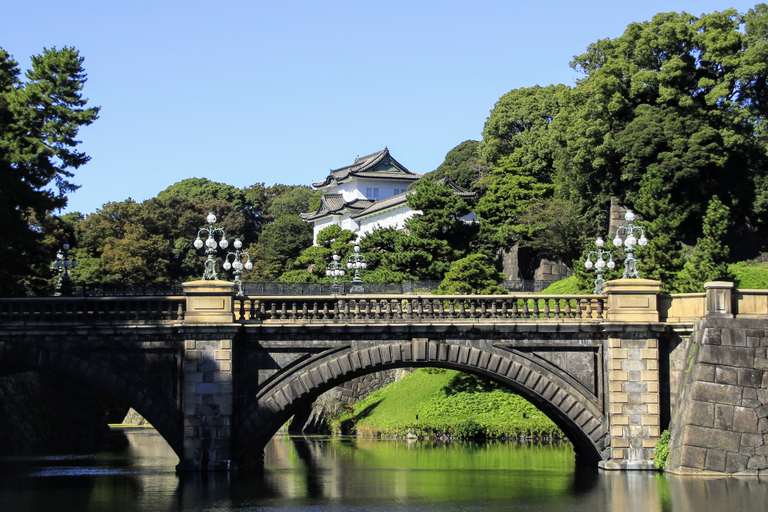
0,427,766,512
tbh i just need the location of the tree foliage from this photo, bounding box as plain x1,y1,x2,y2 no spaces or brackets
559,7,768,244
0,47,99,295
436,254,506,294
424,140,487,191
676,196,734,292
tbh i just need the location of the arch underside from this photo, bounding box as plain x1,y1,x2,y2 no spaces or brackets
235,339,610,467
0,341,184,458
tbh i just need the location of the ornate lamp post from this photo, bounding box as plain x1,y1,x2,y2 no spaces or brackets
52,242,77,296
346,243,368,294
193,212,229,280
612,210,649,279
584,237,615,295
222,238,253,296
325,252,345,295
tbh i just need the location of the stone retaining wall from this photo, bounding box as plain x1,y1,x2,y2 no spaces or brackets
666,317,768,475
289,369,409,433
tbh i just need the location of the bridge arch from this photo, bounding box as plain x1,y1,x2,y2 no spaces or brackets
0,342,184,457
234,339,609,467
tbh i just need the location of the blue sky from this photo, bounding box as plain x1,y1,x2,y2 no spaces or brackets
2,1,762,215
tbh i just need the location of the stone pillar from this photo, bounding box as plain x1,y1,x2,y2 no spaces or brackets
177,281,238,471
704,281,734,318
602,279,662,470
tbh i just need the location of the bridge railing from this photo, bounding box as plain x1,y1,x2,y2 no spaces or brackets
0,296,186,325
234,294,606,323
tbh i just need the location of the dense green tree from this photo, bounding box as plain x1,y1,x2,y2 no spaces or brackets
357,227,416,283
423,140,487,191
0,47,99,295
676,196,734,292
74,197,249,284
278,225,356,283
479,84,569,176
401,179,478,279
255,215,314,281
436,254,506,294
558,7,768,246
475,165,553,251
515,197,592,270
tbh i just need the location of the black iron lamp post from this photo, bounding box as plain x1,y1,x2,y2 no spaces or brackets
53,242,77,296
346,243,367,294
326,252,345,296
612,210,649,279
193,212,229,280
222,238,253,296
584,237,615,295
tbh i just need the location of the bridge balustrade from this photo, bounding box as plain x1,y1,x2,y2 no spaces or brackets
234,294,606,323
0,296,186,324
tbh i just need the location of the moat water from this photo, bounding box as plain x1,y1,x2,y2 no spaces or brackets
0,427,765,512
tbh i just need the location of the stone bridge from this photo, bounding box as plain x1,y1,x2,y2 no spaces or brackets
1,280,765,473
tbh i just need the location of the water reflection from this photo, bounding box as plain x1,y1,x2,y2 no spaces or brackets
0,427,766,512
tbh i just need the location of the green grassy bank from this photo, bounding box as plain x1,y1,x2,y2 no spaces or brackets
330,368,563,440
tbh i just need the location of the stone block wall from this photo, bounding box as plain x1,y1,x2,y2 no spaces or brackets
289,369,409,434
323,369,409,406
602,334,661,470
666,317,768,475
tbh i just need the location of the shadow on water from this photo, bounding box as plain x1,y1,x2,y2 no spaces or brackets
3,428,768,512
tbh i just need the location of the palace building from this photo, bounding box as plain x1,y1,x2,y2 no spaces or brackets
300,147,475,245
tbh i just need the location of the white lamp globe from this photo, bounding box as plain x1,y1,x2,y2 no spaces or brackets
585,260,594,269
625,210,635,222
207,212,217,225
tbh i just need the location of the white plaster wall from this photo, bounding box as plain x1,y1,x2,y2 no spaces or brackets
358,206,417,236
312,217,338,245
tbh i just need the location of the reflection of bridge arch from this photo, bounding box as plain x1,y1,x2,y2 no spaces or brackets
234,339,609,467
0,342,184,458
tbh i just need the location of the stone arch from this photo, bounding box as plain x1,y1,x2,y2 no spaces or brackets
0,342,184,458
234,339,609,467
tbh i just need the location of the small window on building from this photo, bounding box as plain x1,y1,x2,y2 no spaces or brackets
373,188,379,198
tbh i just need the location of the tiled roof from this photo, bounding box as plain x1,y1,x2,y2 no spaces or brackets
350,190,412,219
436,177,476,198
299,194,375,221
312,147,422,188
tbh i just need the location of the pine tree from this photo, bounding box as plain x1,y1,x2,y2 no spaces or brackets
676,196,733,292
0,47,99,295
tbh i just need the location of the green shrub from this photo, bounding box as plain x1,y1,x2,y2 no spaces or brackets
539,276,584,295
729,262,768,289
654,430,671,470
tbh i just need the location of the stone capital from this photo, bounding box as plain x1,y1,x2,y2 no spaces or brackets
182,280,236,324
704,281,734,318
604,279,661,323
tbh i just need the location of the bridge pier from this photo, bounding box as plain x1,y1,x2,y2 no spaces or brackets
601,279,663,470
176,281,239,471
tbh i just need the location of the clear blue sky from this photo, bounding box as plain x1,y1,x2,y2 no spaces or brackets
2,1,762,215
